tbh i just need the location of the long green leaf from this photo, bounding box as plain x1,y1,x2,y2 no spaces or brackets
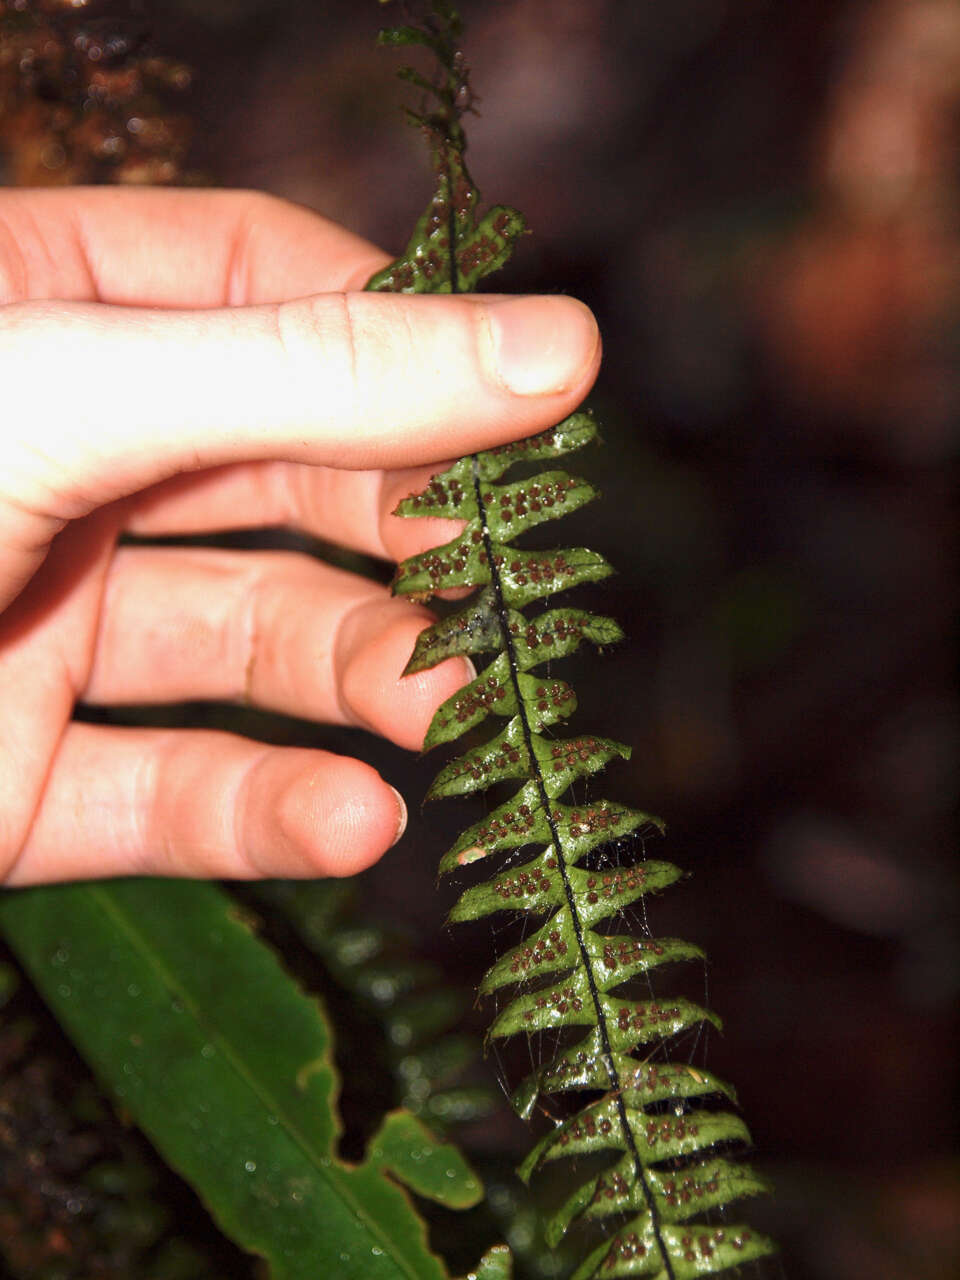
0,880,484,1280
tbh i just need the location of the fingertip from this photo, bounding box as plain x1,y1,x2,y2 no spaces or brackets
482,295,601,398
399,652,478,751
340,602,475,752
272,753,401,878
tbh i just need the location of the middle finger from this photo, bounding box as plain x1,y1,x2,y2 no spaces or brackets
83,546,473,753
125,459,460,564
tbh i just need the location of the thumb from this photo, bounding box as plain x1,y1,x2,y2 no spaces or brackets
0,291,599,516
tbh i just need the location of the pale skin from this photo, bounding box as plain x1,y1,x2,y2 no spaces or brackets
0,187,600,886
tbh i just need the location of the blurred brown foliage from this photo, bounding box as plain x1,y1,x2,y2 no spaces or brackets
0,0,192,186
761,0,960,460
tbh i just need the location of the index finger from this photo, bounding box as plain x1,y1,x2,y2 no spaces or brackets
0,187,391,307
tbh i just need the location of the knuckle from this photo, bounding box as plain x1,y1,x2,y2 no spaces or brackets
234,563,272,705
0,193,94,306
274,292,360,401
221,187,296,222
0,815,24,884
0,216,28,307
0,783,34,886
220,189,283,304
0,734,47,882
131,733,169,874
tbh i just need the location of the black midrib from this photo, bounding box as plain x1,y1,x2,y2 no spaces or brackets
467,456,674,1279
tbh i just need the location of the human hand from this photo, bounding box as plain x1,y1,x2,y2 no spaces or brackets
0,188,600,886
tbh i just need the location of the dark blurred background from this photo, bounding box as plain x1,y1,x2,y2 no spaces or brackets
4,1,958,1277
139,0,960,1275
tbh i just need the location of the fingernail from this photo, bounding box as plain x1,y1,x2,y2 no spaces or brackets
389,786,408,847
460,657,478,683
485,296,599,396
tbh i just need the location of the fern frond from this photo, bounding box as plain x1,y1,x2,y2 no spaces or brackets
371,5,777,1276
